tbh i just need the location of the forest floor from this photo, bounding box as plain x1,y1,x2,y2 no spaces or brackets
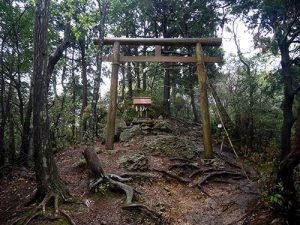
0,119,275,225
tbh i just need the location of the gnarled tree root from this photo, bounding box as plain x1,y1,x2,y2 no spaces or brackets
168,163,200,171
198,170,244,187
82,146,161,221
153,168,191,183
123,203,161,220
12,193,76,225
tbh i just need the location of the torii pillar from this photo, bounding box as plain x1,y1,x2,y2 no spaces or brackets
105,41,120,150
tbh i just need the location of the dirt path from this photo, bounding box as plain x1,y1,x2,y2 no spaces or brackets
0,120,272,225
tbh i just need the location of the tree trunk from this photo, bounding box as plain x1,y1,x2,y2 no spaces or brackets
0,82,13,166
71,49,76,140
8,112,16,163
15,70,24,126
163,64,171,118
20,91,32,163
127,62,133,98
280,44,295,160
121,63,126,101
134,47,140,93
79,37,88,139
92,0,109,137
142,46,147,91
277,104,300,224
135,62,140,93
142,62,147,91
32,0,69,200
190,87,200,123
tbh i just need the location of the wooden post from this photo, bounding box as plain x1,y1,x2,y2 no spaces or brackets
195,42,213,159
105,41,120,150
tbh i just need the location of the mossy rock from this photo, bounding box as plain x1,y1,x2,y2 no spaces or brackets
153,120,173,133
118,153,149,171
120,125,142,142
142,135,201,159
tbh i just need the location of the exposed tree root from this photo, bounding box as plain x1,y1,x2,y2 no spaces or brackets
108,173,132,182
169,157,195,163
189,168,222,178
198,170,244,187
168,163,200,171
82,146,250,224
82,146,161,220
120,172,156,179
123,203,161,221
59,209,76,225
153,168,191,183
12,192,76,225
214,152,242,169
106,175,134,204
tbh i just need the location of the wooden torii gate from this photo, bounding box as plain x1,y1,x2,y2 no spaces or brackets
95,37,222,159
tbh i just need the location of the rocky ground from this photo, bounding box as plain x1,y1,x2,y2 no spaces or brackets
0,118,274,225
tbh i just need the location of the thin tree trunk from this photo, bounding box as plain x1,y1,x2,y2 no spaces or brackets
142,65,147,91
134,47,140,93
0,39,6,166
171,82,176,109
135,62,140,93
20,90,32,163
8,112,15,163
71,49,76,140
121,63,126,101
163,64,171,118
142,46,147,91
15,61,24,126
127,62,133,98
79,37,88,139
190,87,200,123
92,0,109,137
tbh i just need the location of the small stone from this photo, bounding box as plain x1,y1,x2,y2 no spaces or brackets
123,143,130,147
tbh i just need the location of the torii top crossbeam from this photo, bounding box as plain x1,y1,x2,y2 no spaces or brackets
94,37,222,47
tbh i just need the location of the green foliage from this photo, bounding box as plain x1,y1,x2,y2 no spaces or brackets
122,99,137,125
249,144,292,220
214,52,282,152
264,182,293,219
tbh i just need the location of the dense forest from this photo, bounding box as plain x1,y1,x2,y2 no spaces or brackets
0,0,300,224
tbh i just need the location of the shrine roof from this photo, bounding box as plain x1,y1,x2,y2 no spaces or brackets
133,97,152,105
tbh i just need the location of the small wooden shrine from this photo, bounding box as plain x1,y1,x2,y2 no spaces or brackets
133,97,152,118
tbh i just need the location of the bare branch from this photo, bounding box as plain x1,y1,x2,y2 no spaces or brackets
292,57,300,67
232,18,251,75
287,29,300,45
